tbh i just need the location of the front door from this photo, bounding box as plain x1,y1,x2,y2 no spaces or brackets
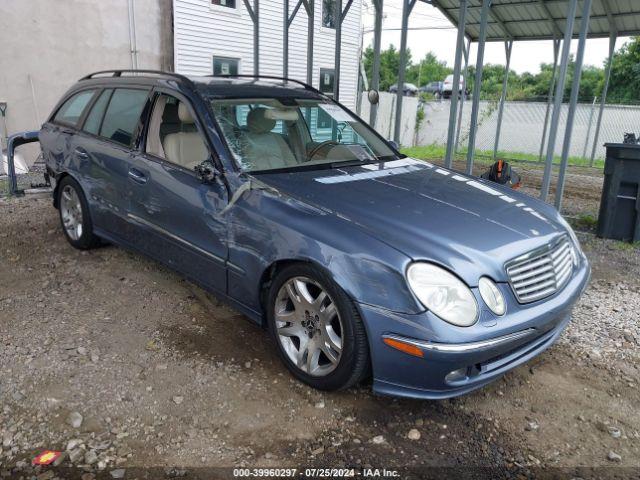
127,91,228,294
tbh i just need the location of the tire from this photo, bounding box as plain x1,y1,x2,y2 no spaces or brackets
57,176,101,250
267,263,370,391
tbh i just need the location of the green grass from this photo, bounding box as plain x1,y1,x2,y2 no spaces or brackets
573,213,599,230
613,241,640,251
401,144,606,169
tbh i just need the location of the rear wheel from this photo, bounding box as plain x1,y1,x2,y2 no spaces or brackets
267,264,370,391
57,176,100,250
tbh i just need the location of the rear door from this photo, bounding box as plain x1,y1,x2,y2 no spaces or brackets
127,90,228,293
40,89,98,179
75,87,151,239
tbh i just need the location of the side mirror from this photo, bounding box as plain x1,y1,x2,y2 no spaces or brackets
194,159,218,184
388,140,400,151
367,89,380,105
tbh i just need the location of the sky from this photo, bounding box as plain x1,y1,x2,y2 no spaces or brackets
361,0,628,75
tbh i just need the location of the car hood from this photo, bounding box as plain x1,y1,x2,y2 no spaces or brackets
253,158,569,285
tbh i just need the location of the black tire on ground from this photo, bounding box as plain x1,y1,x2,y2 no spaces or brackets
267,263,371,391
57,176,101,250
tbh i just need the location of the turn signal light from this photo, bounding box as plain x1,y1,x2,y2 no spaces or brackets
383,337,424,358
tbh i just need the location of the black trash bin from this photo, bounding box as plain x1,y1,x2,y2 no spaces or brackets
597,143,640,242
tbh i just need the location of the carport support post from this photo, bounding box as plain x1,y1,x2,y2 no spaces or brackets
307,0,315,85
444,0,468,168
493,39,513,160
284,0,313,82
284,0,289,78
540,0,578,202
369,0,383,128
555,0,593,210
590,31,617,166
454,38,471,154
465,0,491,175
538,38,561,162
243,0,260,75
393,0,417,144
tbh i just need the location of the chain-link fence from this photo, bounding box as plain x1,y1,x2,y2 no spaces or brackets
362,93,640,167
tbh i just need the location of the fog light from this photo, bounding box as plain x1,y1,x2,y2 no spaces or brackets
445,368,468,383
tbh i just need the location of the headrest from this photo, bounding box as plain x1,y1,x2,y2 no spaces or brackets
178,102,195,124
247,107,276,134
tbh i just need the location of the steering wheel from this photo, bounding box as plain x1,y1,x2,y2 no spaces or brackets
307,140,340,161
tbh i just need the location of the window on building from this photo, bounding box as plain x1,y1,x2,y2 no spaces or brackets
99,88,150,147
53,90,97,127
213,57,239,76
212,0,236,8
322,0,336,28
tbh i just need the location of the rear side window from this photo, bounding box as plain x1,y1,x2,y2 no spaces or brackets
53,90,97,126
99,89,150,146
83,89,113,135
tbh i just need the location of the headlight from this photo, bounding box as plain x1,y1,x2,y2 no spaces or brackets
557,216,582,266
478,277,506,316
406,263,478,327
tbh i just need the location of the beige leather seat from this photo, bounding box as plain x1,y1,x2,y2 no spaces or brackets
243,108,298,170
162,103,209,169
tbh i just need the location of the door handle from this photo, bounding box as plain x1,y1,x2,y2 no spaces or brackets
74,147,89,159
128,168,148,184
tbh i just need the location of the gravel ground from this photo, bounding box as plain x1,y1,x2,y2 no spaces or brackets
1,165,639,479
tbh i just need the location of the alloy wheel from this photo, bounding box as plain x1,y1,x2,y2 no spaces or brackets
274,276,344,377
60,185,83,241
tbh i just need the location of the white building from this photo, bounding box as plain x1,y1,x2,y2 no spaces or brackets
172,0,363,110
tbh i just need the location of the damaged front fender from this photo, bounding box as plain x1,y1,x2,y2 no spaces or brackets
224,181,423,321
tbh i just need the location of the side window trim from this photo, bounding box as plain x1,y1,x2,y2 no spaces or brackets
78,88,114,135
50,89,98,129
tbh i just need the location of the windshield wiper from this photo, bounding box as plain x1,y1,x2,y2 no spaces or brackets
328,158,380,169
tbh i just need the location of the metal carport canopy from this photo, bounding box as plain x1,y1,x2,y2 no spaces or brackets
430,0,640,41
404,0,640,210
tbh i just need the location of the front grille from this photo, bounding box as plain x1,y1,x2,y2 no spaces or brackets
506,236,575,303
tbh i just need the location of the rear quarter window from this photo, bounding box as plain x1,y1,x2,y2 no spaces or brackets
53,90,97,127
99,88,150,146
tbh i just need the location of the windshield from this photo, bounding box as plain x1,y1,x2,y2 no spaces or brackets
208,98,397,172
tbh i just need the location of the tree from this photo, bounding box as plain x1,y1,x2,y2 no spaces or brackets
361,42,639,104
406,52,452,87
362,44,408,91
608,36,640,104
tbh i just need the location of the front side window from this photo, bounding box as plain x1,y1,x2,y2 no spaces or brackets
212,0,236,8
322,0,336,28
99,88,150,146
53,90,97,127
208,97,396,172
145,94,209,170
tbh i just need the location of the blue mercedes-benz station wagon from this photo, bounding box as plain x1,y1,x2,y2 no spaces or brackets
40,70,590,399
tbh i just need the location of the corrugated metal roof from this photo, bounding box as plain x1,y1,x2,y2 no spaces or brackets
430,0,640,42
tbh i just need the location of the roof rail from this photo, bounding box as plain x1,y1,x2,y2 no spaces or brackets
211,74,322,94
80,70,193,85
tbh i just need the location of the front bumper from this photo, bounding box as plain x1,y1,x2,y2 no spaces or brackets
360,259,591,400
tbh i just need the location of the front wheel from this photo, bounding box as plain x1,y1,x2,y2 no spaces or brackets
267,264,370,391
